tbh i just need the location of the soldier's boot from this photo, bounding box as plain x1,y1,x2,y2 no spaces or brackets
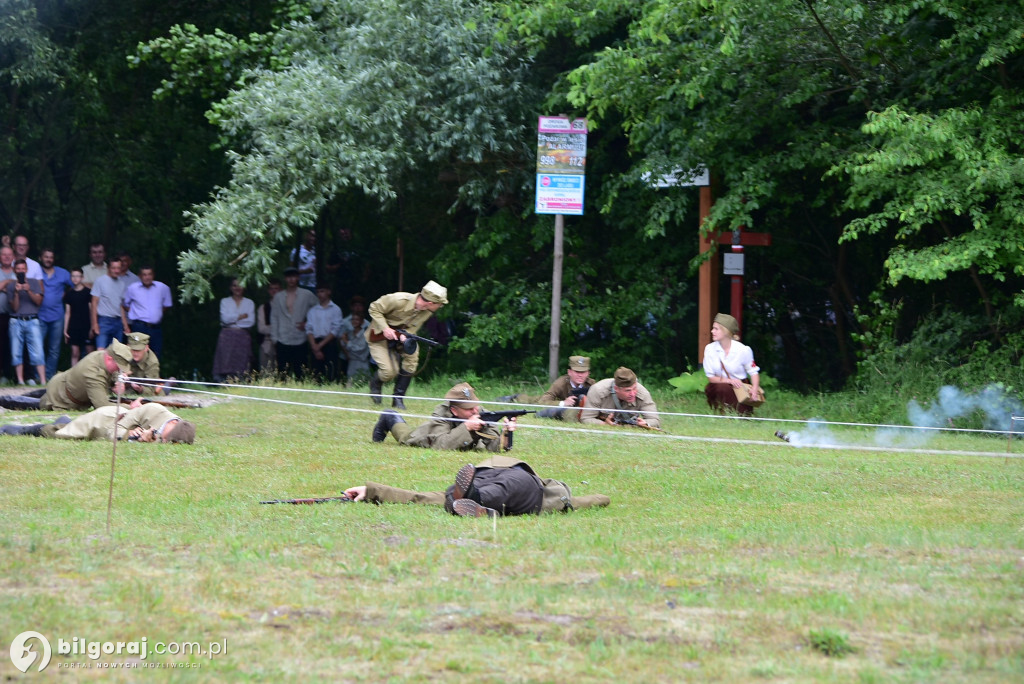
452,499,498,518
452,463,478,501
0,423,46,436
368,370,383,405
536,407,563,419
391,372,412,410
371,410,405,443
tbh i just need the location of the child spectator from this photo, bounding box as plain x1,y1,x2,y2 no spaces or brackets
63,268,93,366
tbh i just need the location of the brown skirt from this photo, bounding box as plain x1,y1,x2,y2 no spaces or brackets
212,327,253,378
705,382,753,416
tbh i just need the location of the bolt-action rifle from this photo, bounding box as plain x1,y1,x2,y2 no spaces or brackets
613,414,665,432
477,409,535,451
260,495,353,505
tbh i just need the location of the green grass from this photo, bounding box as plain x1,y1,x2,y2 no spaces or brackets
1,378,1022,682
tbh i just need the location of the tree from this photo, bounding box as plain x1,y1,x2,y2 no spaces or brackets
165,0,535,302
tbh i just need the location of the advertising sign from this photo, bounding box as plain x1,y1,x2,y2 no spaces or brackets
536,116,587,215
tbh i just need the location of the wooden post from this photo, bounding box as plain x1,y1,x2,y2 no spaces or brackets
549,214,564,381
697,185,718,363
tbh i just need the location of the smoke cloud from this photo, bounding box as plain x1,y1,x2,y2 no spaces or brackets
782,384,1023,448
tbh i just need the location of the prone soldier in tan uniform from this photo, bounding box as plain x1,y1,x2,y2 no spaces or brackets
343,455,610,518
365,280,447,409
371,382,512,452
580,366,661,430
535,355,596,421
0,402,195,442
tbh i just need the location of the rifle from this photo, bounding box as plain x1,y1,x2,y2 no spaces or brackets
477,409,535,451
613,414,665,432
260,495,353,505
369,328,443,354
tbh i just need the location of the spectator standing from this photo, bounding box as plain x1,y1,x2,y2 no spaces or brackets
81,243,107,288
0,246,15,380
37,248,72,380
305,283,343,383
212,279,255,382
90,258,127,349
340,311,370,385
270,267,316,378
290,230,316,291
63,268,93,366
12,234,43,280
121,265,172,357
6,259,46,385
256,278,281,373
117,250,140,286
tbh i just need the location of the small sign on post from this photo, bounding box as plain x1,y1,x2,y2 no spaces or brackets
535,116,587,215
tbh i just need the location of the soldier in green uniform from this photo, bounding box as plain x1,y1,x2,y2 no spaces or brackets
371,382,512,452
534,355,596,421
0,402,195,442
365,280,447,409
37,341,134,411
343,455,611,517
123,331,165,396
580,366,662,430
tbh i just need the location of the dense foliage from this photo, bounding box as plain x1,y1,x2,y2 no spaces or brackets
1,0,1021,389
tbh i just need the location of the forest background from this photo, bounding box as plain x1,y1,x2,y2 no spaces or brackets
2,0,1022,409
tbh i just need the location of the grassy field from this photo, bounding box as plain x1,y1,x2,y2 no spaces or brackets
1,379,1022,682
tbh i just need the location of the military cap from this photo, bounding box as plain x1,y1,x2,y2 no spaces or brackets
444,382,480,408
714,313,740,338
420,280,448,305
568,355,590,372
613,367,637,387
165,420,196,444
107,339,133,372
126,332,150,350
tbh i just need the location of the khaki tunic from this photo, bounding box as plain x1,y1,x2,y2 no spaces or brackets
49,403,180,441
129,350,161,396
39,350,118,410
579,377,661,428
363,455,610,514
364,292,435,382
390,402,502,452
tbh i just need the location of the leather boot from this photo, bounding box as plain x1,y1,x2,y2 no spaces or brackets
369,370,383,405
372,410,406,442
392,372,412,409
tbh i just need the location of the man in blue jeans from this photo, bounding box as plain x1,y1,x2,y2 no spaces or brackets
38,248,72,380
90,257,127,349
5,259,46,385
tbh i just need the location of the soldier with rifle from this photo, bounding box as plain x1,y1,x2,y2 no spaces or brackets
371,382,527,452
342,456,611,518
534,355,595,421
365,280,447,409
579,366,662,430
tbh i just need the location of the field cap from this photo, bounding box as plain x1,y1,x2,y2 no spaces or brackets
568,355,590,372
445,382,480,409
420,280,448,305
126,332,150,350
714,313,740,338
107,339,133,372
613,367,637,387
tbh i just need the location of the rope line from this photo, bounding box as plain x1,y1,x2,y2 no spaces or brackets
125,378,1022,459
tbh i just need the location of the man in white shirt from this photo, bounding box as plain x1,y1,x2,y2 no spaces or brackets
81,242,108,288
12,234,42,280
305,283,343,383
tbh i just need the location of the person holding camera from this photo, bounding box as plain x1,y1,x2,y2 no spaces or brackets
365,280,447,409
5,259,46,386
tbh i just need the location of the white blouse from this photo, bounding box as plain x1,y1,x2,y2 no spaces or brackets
703,340,759,380
219,296,256,329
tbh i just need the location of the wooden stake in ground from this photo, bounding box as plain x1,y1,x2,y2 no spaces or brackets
107,380,125,536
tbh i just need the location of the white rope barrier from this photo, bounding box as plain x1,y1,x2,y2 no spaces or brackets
125,378,1022,459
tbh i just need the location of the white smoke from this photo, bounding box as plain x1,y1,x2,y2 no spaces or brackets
783,384,1023,448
